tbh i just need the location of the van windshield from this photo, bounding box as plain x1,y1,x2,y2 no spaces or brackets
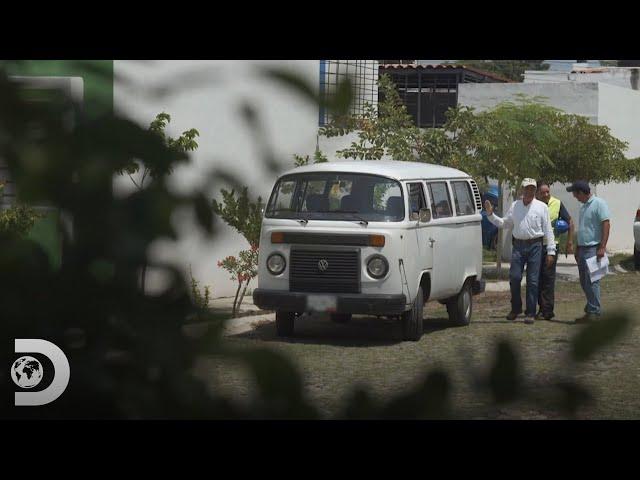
265,172,405,222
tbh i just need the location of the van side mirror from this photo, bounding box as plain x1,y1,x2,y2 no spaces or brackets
419,208,431,223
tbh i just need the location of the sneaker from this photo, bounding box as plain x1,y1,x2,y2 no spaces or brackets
524,316,535,325
506,311,521,321
540,312,555,320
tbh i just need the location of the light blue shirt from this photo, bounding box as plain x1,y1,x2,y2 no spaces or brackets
577,196,610,246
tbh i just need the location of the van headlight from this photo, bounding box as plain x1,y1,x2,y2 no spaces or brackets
267,253,286,275
367,255,388,279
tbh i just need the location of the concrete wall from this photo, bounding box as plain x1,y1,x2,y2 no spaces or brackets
113,60,322,296
458,82,599,121
524,67,640,92
595,83,640,252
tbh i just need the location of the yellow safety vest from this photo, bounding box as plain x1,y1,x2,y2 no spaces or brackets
544,196,562,245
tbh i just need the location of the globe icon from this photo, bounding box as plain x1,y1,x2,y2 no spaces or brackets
11,356,44,389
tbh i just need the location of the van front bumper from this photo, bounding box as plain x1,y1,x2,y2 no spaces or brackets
252,289,407,315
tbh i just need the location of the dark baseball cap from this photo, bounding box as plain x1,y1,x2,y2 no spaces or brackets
566,180,591,194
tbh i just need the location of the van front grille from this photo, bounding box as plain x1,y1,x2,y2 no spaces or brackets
289,249,360,294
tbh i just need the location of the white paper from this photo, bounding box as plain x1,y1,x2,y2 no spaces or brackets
586,254,609,283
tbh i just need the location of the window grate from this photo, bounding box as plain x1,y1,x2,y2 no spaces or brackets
319,60,379,126
469,180,482,213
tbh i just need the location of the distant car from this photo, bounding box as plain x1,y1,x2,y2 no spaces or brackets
634,205,640,270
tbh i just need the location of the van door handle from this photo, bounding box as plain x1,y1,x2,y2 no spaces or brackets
428,237,436,247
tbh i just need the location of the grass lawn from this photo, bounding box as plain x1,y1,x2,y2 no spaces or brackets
195,271,640,419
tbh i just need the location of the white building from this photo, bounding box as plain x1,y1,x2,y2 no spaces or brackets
113,60,377,296
524,64,640,91
459,79,640,254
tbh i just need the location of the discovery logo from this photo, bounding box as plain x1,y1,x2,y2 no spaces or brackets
11,339,70,406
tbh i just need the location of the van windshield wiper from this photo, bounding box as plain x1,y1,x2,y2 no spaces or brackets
316,210,368,226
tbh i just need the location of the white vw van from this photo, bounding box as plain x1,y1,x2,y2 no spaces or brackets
252,161,485,341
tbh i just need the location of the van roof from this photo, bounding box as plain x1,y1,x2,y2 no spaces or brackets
279,160,471,181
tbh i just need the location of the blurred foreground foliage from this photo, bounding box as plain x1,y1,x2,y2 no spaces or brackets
0,62,634,419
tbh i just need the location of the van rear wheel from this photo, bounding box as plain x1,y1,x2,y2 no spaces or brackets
330,313,351,324
401,286,424,341
275,311,296,337
447,281,473,326
635,246,640,270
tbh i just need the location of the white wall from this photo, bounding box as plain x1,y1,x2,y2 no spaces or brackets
458,82,599,121
113,60,322,296
525,67,640,91
595,83,640,252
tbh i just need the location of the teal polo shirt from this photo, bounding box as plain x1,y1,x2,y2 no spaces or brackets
577,195,610,247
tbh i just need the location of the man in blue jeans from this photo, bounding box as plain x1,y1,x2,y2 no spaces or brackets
485,178,556,324
567,180,611,324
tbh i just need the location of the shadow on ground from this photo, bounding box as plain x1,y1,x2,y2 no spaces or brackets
231,313,466,347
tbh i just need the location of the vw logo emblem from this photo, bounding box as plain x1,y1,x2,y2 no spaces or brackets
317,259,329,271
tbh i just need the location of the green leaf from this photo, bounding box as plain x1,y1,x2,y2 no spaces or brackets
260,67,318,103
570,312,631,362
379,369,451,419
488,340,521,404
194,193,214,234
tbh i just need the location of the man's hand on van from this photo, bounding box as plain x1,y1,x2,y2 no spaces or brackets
484,200,494,215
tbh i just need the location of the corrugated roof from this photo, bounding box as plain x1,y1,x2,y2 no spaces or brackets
379,63,514,83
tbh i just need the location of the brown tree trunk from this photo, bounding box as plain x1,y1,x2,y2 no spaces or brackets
236,280,248,314
496,182,503,279
232,281,242,318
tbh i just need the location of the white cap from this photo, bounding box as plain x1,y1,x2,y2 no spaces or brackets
521,178,537,188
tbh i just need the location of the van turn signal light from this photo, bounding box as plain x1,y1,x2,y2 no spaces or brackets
369,235,385,247
271,232,285,244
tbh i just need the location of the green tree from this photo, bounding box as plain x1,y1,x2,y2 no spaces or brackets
217,246,259,318
212,187,265,316
321,74,420,161
117,112,200,293
293,148,328,167
118,112,200,190
0,183,42,236
430,94,639,193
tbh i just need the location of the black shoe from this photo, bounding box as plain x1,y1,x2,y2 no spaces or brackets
524,316,535,325
506,311,521,321
540,312,555,320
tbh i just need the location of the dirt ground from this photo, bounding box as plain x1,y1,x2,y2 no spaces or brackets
194,271,640,419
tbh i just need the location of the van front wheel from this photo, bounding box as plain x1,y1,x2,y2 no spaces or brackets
401,286,424,341
275,311,296,337
635,246,640,270
447,281,473,326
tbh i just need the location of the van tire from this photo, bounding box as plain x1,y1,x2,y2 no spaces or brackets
401,286,424,341
275,311,295,337
635,246,640,270
447,281,473,326
331,313,352,324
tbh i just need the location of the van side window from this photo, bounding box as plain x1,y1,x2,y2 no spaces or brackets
407,182,426,216
451,181,476,216
427,182,453,218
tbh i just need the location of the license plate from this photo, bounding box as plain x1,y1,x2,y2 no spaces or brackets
306,294,337,313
